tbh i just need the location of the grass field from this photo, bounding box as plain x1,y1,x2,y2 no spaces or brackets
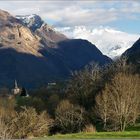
35,124,140,139
35,131,140,139
50,131,140,139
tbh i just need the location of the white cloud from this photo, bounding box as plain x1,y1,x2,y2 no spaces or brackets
0,1,140,28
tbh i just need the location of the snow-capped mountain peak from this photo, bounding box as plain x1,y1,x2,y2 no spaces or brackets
56,26,139,58
16,14,44,31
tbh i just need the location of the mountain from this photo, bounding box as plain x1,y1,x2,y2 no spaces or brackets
0,9,111,88
16,14,44,31
56,26,139,58
16,14,67,42
122,38,140,66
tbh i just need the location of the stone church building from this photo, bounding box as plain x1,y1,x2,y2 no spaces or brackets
12,80,29,97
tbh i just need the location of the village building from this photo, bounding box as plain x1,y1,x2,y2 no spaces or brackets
12,80,29,97
12,80,20,95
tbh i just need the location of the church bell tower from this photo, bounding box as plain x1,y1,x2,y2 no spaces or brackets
12,80,20,95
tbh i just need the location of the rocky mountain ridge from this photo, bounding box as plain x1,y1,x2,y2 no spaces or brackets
16,14,67,42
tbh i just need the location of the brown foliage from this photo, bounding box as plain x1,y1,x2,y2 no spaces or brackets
83,124,96,133
0,116,13,139
55,100,85,133
0,98,16,139
0,97,53,139
10,107,53,138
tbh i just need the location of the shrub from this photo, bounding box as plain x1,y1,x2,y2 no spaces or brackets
55,100,84,133
0,116,13,139
83,124,96,133
47,94,60,116
11,107,53,138
0,98,16,139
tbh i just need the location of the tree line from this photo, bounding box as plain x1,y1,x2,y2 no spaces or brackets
0,57,140,138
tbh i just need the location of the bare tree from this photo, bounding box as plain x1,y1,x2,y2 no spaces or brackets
55,100,84,133
95,73,140,131
67,64,102,109
95,92,111,129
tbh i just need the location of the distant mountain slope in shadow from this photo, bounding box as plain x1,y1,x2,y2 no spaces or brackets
123,38,140,65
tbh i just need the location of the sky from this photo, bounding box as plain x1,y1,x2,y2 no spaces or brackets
0,0,140,34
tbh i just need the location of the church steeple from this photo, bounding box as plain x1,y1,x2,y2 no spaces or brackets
14,80,18,89
12,80,20,95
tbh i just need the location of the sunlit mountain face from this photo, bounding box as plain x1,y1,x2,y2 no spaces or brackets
56,26,139,59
